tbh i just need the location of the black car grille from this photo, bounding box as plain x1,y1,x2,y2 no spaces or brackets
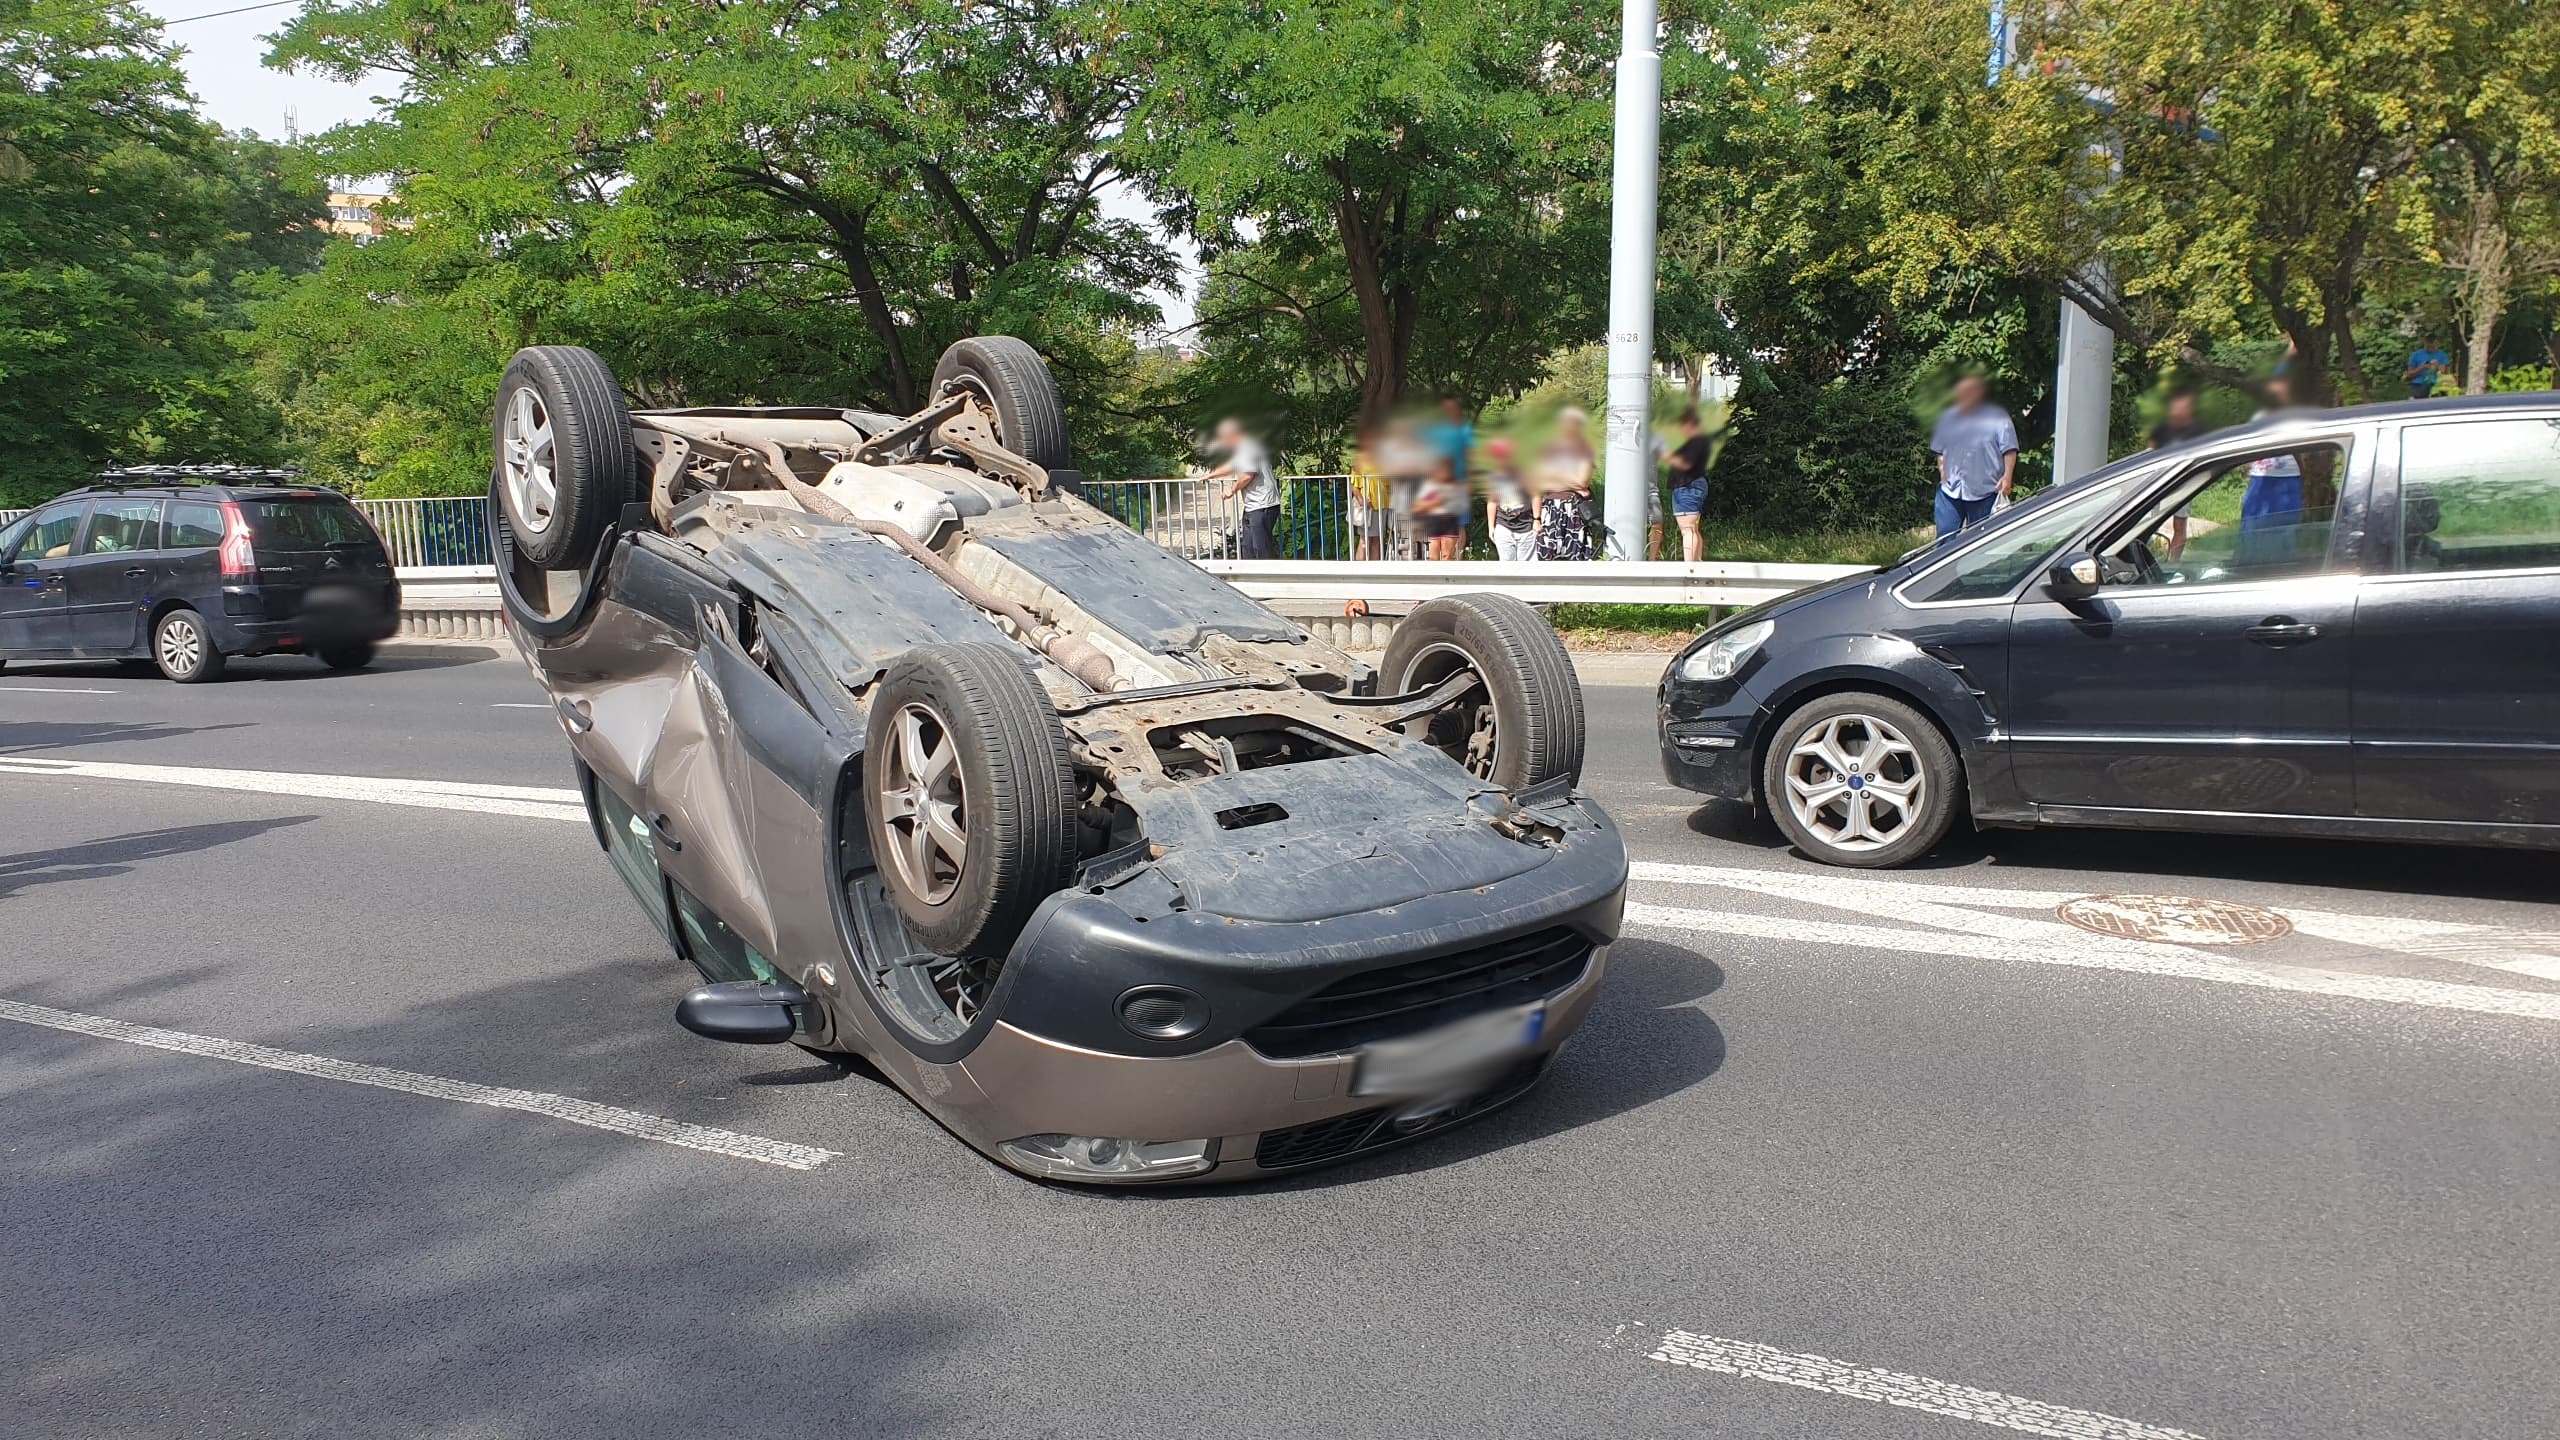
1242,927,1593,1059
1253,1058,1548,1170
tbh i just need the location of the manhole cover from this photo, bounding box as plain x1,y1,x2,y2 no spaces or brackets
2056,894,2293,946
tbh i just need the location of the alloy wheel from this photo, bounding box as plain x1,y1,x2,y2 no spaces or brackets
157,616,203,675
500,386,558,535
876,702,968,906
1781,712,1926,853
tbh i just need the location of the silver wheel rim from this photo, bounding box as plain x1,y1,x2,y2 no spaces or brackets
1782,712,1926,853
876,702,968,906
500,385,559,536
158,616,202,673
1402,641,1498,781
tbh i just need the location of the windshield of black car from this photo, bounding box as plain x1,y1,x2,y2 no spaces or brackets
1900,475,2141,603
244,498,376,549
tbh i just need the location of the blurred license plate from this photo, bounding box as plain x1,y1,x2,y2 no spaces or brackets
1352,1002,1545,1098
302,584,374,612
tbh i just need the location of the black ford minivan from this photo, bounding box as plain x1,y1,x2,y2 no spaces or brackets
1660,393,2560,866
0,469,399,683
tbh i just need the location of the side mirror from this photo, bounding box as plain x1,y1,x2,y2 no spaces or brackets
2045,551,2103,603
675,978,809,1045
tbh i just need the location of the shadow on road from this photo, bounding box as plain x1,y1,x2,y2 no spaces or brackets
0,817,316,901
0,719,256,757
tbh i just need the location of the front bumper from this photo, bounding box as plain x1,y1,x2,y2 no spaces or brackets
941,944,1611,1183
884,795,1630,1183
1659,680,1769,801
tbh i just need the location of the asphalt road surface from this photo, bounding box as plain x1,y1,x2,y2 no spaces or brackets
5,650,2557,1440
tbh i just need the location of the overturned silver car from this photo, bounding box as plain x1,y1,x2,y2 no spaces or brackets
492,336,1627,1182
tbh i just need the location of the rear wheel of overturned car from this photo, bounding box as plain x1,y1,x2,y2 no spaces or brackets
1760,691,1962,869
863,642,1079,961
493,345,638,572
928,336,1072,474
1380,592,1585,790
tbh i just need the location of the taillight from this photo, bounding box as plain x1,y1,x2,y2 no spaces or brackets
218,502,256,578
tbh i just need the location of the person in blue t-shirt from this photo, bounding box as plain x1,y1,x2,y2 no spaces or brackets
1927,373,2019,539
2405,345,2451,399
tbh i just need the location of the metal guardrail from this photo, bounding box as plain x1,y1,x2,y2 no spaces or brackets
1199,559,1870,607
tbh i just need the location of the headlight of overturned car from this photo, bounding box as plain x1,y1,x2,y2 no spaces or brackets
1679,619,1775,684
998,1135,1219,1180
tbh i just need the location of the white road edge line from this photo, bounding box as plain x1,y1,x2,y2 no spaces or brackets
0,998,841,1171
0,685,116,693
1633,860,2560,984
1648,1330,2208,1440
0,755,584,822
1628,901,2560,1023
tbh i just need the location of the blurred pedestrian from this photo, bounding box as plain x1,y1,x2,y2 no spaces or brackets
1417,456,1466,560
1928,373,2018,539
1483,436,1536,563
1348,427,1389,561
1664,406,1712,562
2240,376,2306,560
2405,343,2452,399
1532,408,1597,561
1431,396,1475,490
1205,417,1281,559
2146,389,2208,559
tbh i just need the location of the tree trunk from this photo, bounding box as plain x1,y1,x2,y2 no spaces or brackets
2458,192,2511,395
818,205,916,410
1332,167,1409,428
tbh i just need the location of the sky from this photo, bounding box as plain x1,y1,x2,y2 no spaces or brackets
141,0,1199,334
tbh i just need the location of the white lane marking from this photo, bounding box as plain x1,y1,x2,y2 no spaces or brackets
1634,861,2560,983
1629,901,2560,1023
1649,1330,2207,1440
0,998,839,1170
0,756,584,822
0,684,116,694
491,702,551,708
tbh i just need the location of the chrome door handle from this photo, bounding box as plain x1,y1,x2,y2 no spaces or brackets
2244,617,2322,646
555,696,593,734
124,566,151,576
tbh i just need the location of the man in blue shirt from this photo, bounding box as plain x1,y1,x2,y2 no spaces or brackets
1927,373,2019,539
2404,346,2451,399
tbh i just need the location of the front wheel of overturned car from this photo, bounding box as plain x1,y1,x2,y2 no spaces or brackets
1760,691,1961,869
1381,592,1585,790
928,336,1072,474
493,345,638,572
863,642,1079,960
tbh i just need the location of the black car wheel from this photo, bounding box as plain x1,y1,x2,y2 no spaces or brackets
493,345,637,572
318,641,376,672
929,336,1071,473
862,642,1078,959
153,608,225,684
1380,592,1585,790
1761,691,1961,868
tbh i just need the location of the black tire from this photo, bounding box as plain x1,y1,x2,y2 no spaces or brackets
929,336,1071,473
1379,592,1584,790
1759,691,1962,868
862,642,1078,958
152,608,225,684
493,345,637,572
318,641,376,672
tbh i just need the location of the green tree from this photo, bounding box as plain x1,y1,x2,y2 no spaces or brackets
1127,0,1609,428
0,0,323,506
259,0,1176,494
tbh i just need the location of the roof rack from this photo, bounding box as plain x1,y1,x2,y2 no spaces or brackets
94,463,309,486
